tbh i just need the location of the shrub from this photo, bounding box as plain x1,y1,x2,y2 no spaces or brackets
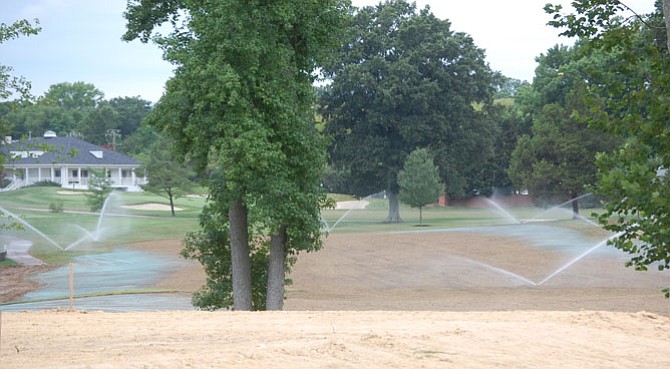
29,180,62,188
49,199,64,213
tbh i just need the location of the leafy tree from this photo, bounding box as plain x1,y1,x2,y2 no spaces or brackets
481,101,531,195
121,122,160,156
42,82,104,110
124,0,347,310
508,43,619,214
139,137,194,216
4,87,150,144
546,0,670,295
398,148,444,225
1,18,40,229
0,19,40,102
85,168,112,212
108,96,152,138
181,200,270,310
509,97,613,213
320,0,495,222
4,102,75,138
78,101,120,145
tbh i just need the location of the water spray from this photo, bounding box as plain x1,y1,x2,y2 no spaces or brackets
537,231,624,286
0,206,64,251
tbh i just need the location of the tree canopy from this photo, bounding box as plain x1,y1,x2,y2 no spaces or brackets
124,0,347,310
398,148,444,225
3,84,152,148
320,0,495,222
508,43,619,211
546,0,670,296
0,17,40,228
139,136,194,216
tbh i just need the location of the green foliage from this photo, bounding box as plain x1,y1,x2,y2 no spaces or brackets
0,19,41,101
546,1,670,295
3,85,152,148
321,0,496,201
85,169,112,211
1,17,40,229
181,205,270,311
48,199,64,213
398,148,444,225
508,43,618,205
139,136,194,216
41,82,103,110
124,0,348,309
28,180,61,188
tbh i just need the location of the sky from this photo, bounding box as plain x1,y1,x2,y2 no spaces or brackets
1,0,658,103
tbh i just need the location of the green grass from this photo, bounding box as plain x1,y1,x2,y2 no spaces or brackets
1,187,610,265
0,187,203,264
0,258,18,266
326,193,357,202
322,199,605,234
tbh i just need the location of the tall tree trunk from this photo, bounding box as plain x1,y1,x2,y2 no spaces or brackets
570,192,580,220
664,0,670,53
168,189,175,216
385,191,402,223
419,206,423,225
266,224,287,310
229,199,252,310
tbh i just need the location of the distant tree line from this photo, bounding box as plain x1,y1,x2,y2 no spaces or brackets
0,81,155,154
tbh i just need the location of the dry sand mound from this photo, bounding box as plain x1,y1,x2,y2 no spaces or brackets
2,310,669,368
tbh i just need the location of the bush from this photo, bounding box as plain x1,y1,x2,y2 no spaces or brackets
49,199,64,213
28,180,62,188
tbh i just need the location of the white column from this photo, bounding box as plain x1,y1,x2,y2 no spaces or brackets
50,167,55,182
131,169,136,186
77,167,82,186
118,168,122,186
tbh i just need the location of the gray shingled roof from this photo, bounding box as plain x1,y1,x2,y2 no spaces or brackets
3,136,139,166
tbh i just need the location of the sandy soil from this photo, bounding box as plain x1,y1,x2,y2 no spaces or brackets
56,191,88,195
2,231,670,367
0,265,56,302
2,310,669,368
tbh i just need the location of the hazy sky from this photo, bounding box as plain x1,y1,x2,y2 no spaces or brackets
1,0,657,103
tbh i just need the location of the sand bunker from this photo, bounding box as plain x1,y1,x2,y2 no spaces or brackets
336,200,369,209
122,203,183,211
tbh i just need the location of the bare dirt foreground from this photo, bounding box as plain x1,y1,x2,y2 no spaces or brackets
2,310,669,368
2,231,670,368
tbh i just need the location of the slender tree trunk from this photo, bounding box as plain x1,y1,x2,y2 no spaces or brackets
385,191,402,223
663,0,670,53
266,224,287,310
229,199,252,310
168,190,175,216
570,192,580,220
419,206,423,225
